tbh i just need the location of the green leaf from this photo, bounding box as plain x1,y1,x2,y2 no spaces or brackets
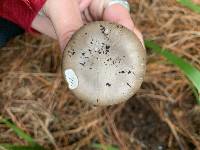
0,144,46,150
91,143,119,150
0,119,35,145
177,0,200,13
145,40,200,104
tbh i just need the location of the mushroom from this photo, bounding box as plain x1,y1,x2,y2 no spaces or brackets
62,21,146,106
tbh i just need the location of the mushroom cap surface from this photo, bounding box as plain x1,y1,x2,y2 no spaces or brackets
62,21,146,105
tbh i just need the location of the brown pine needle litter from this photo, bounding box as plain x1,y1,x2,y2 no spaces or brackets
0,0,200,149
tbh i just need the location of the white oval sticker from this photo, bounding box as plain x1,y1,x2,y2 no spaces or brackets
64,69,79,90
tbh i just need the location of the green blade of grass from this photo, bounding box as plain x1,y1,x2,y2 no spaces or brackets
0,118,47,150
0,144,46,150
145,40,200,104
91,143,119,150
177,0,200,13
0,118,35,145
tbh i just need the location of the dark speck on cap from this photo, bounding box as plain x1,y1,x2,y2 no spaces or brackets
127,83,132,87
80,62,86,66
106,45,110,49
119,71,125,74
106,83,111,87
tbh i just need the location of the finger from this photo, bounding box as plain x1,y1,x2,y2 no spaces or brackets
83,8,94,22
79,0,92,12
31,15,57,39
103,4,133,30
81,13,88,24
132,26,145,48
44,0,83,50
103,4,144,46
89,0,105,20
192,0,200,4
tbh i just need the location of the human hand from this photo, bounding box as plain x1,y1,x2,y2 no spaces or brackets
31,0,143,50
192,0,200,4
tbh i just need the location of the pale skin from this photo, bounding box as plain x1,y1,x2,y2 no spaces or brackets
31,0,143,51
193,0,200,4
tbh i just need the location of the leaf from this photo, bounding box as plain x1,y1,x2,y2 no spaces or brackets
177,0,200,13
145,40,200,104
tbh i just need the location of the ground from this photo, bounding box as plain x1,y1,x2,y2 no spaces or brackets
0,0,200,150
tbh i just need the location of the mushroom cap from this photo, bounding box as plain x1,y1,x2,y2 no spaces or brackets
62,21,146,105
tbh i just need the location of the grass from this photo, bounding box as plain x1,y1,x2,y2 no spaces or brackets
0,117,46,150
145,40,200,104
177,0,200,13
0,118,36,144
91,143,119,150
0,144,46,150
0,117,121,150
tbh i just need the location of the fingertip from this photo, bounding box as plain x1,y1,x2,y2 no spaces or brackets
133,27,145,48
103,4,135,32
117,18,134,31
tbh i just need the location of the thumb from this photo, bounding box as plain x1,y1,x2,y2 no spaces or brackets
43,0,83,50
103,4,144,46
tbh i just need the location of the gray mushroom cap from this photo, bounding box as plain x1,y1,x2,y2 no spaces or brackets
62,21,146,105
